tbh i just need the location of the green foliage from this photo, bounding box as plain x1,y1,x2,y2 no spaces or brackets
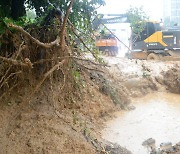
0,0,105,28
127,7,149,35
71,65,81,89
0,19,7,35
0,15,36,50
0,0,105,56
0,16,35,35
74,70,81,80
0,0,105,49
142,71,150,78
25,0,105,32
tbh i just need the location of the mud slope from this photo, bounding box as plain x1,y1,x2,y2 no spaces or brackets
0,69,131,154
0,56,179,154
103,57,180,96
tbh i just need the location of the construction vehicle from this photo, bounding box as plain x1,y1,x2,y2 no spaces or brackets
95,33,118,56
93,14,128,56
94,14,180,60
129,21,180,60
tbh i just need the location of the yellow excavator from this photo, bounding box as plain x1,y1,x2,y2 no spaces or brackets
93,14,180,60
129,21,180,60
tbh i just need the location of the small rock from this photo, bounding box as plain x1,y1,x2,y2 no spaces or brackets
142,138,156,152
160,142,172,151
27,139,33,147
142,138,156,146
127,105,136,111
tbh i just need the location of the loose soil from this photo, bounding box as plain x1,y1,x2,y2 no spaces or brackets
0,56,180,154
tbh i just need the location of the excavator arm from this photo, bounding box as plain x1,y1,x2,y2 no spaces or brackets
92,14,129,30
93,14,129,56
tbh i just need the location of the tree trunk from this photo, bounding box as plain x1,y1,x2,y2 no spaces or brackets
11,0,26,20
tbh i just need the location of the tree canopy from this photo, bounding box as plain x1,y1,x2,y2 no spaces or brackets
0,0,105,22
127,7,149,35
0,0,105,43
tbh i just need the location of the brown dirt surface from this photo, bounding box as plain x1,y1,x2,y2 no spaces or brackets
162,66,180,94
172,142,180,154
159,142,180,154
0,86,97,154
102,57,180,96
0,55,180,154
0,64,131,154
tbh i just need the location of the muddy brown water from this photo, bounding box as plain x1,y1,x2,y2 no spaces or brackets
102,92,180,154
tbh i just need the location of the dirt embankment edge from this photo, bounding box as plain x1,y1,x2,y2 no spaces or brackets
0,59,179,154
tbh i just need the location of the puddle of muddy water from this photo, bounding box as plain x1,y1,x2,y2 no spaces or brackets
102,92,180,154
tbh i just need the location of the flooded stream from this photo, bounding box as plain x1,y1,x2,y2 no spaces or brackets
102,92,180,154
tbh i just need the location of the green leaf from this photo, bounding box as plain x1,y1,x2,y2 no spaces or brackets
74,71,80,79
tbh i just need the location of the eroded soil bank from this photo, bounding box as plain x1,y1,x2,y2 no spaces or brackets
0,56,179,154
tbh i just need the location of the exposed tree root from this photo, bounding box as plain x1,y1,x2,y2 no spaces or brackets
0,56,31,68
8,24,60,48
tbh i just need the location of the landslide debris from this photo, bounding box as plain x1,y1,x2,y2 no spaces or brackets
89,71,131,109
0,7,180,154
162,66,180,94
0,7,131,154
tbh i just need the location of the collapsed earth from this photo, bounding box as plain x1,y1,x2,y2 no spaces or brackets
0,1,180,154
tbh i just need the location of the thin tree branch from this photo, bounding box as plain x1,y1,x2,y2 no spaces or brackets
60,0,75,47
0,42,25,85
25,60,66,103
0,56,31,68
68,20,97,59
101,23,131,51
0,71,22,89
68,19,95,41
